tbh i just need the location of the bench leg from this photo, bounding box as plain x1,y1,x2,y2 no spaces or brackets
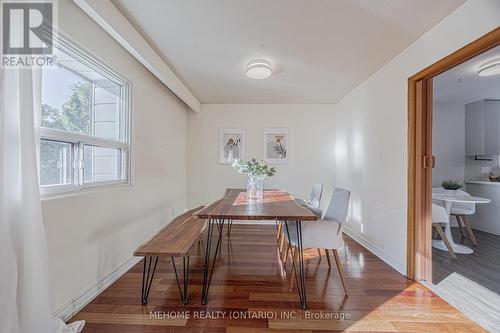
171,256,190,304
201,218,226,305
141,256,159,304
227,219,234,236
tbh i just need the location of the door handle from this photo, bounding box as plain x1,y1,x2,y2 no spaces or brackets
423,155,435,168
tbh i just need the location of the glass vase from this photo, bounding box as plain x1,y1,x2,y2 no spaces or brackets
246,176,263,201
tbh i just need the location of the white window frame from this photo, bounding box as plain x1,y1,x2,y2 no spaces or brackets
40,31,131,196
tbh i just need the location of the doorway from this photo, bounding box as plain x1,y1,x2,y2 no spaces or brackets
407,27,500,331
432,48,500,294
407,27,500,283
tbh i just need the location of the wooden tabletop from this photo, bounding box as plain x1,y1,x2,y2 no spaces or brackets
195,189,318,221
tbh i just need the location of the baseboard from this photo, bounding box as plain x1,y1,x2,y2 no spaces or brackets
53,256,142,322
343,227,406,276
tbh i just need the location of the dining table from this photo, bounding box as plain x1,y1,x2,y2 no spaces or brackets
432,192,491,254
195,188,318,309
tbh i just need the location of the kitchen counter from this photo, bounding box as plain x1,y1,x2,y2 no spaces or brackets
465,182,500,235
465,180,500,186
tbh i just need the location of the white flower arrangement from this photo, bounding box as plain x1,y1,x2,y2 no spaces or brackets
232,158,276,179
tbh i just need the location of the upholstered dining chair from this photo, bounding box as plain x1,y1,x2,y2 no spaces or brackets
277,184,323,254
284,188,350,295
432,203,457,259
296,183,323,210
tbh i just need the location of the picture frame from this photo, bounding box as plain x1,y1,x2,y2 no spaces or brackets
264,127,289,164
219,128,246,164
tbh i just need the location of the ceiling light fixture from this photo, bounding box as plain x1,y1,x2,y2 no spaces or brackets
246,59,272,80
478,58,500,77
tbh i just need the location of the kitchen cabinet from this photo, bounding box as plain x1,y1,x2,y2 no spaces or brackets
484,100,500,155
465,100,484,155
465,99,500,156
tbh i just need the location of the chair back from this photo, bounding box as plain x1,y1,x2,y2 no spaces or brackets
453,189,475,214
323,188,351,225
432,203,449,224
308,184,323,208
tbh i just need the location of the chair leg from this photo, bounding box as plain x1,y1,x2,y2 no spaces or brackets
277,223,285,258
276,222,282,243
455,215,466,239
324,249,331,267
279,229,287,253
332,249,348,295
461,215,478,246
282,240,289,266
289,246,298,291
434,224,457,259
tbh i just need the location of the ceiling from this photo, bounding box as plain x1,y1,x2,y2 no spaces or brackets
434,45,500,107
113,0,465,104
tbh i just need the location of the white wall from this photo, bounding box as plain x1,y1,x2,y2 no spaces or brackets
41,0,500,312
331,0,500,274
42,0,189,311
432,103,465,187
187,104,335,210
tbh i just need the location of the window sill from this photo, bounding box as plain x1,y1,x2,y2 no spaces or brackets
40,181,132,201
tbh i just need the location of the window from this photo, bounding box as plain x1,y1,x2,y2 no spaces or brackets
40,35,130,195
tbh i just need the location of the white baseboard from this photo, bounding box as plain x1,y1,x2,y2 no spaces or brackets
53,256,142,322
343,227,406,276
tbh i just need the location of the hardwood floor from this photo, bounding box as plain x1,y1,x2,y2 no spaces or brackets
72,224,485,332
433,227,500,294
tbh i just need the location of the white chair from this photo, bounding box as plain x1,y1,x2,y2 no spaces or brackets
450,190,478,246
277,184,323,251
285,188,350,295
432,203,456,259
294,184,323,219
296,183,323,209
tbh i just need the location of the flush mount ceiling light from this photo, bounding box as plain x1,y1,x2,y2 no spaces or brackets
246,59,272,79
478,58,500,77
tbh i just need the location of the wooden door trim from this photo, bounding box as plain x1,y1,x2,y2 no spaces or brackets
407,27,500,281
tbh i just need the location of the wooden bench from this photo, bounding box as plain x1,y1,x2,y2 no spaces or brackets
134,206,206,304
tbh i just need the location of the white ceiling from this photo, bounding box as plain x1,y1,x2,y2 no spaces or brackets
113,0,465,104
434,45,500,107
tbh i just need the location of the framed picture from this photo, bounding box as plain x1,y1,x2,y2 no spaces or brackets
264,128,289,164
219,128,245,164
